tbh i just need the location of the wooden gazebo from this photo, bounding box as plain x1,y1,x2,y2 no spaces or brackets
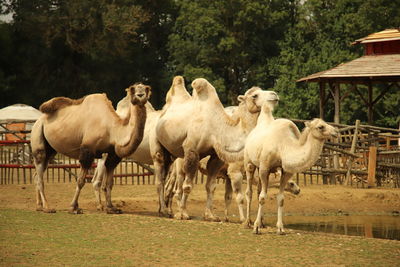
297,29,400,124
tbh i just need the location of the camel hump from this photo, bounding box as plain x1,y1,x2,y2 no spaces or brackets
39,96,85,114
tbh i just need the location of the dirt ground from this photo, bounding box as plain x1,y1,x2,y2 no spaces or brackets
0,183,399,219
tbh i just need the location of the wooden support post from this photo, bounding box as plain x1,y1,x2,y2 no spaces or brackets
319,82,325,119
345,120,360,185
367,146,377,188
333,83,340,124
368,82,373,124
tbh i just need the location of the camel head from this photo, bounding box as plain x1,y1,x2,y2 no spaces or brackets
285,179,301,195
305,118,339,140
191,78,217,100
238,87,279,113
126,83,151,106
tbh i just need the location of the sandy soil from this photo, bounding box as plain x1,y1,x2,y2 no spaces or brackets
0,183,399,220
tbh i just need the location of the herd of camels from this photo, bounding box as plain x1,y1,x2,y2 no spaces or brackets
30,76,338,234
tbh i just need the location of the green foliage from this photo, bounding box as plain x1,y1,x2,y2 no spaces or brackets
0,0,399,126
273,0,400,127
168,0,294,104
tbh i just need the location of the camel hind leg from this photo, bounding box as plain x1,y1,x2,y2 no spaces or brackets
31,118,56,213
204,154,224,222
69,147,93,214
33,148,56,213
92,153,108,211
243,162,256,229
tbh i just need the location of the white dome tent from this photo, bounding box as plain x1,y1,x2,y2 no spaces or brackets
0,104,42,140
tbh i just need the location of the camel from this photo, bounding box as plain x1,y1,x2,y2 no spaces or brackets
244,106,338,234
30,83,151,214
150,77,279,221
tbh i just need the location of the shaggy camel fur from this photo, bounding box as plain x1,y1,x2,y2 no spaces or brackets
30,83,150,214
150,77,279,221
244,107,338,234
91,99,161,212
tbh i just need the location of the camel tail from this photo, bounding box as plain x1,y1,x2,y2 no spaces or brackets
39,96,85,114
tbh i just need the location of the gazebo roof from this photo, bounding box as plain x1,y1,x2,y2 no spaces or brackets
297,54,400,83
352,28,400,44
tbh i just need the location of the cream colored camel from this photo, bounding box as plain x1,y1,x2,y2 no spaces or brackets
244,108,338,234
150,77,279,221
30,83,150,214
91,99,161,212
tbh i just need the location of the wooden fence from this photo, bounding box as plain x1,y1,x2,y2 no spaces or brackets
1,120,399,187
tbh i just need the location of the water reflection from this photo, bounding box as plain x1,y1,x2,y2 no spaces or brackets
264,215,400,240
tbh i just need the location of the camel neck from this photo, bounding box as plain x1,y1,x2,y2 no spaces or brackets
283,132,325,174
114,104,147,158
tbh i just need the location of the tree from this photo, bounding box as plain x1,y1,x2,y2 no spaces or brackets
168,0,295,104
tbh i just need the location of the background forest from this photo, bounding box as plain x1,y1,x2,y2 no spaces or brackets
0,0,399,127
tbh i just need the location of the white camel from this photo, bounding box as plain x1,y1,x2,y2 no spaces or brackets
30,83,150,214
150,77,279,221
244,105,338,234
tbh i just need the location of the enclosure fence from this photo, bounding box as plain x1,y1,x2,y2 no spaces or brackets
1,119,399,187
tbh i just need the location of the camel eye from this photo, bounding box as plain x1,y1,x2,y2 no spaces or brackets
318,125,325,130
289,182,294,186
252,94,258,99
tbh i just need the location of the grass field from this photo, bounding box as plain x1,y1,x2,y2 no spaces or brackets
1,208,400,267
1,183,400,266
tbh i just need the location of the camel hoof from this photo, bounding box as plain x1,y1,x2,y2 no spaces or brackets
174,212,190,220
36,207,43,212
68,208,83,214
96,205,104,211
159,211,172,218
253,227,261,235
243,220,252,229
277,229,286,235
106,207,123,214
43,208,56,213
224,217,230,223
204,215,220,222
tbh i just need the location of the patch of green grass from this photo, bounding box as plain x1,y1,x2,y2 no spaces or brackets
0,209,399,266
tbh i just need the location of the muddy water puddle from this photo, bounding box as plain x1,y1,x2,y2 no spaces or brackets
264,215,400,240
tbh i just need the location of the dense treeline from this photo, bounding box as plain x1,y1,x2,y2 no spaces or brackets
0,0,399,127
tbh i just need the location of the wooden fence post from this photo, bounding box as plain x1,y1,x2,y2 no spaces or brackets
345,120,360,185
367,146,377,188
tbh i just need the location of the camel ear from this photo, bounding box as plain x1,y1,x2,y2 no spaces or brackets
304,121,311,128
237,95,245,103
145,85,152,98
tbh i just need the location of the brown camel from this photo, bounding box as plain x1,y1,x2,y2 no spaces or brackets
30,83,150,214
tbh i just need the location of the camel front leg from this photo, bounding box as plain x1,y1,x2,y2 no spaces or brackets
103,153,122,214
204,155,224,222
253,165,270,234
243,162,256,228
276,171,293,235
